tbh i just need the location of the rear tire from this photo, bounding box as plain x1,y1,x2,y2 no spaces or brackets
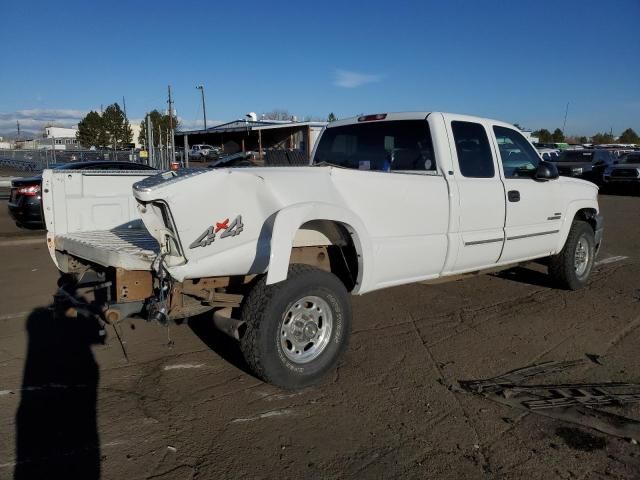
548,220,595,290
240,264,351,389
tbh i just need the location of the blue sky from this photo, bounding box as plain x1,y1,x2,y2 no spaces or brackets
1,0,638,136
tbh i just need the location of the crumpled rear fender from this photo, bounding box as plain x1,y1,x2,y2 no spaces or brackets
266,202,372,294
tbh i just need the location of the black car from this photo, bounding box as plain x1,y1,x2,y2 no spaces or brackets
8,161,156,229
551,149,616,184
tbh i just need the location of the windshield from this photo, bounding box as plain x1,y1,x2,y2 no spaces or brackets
558,150,594,162
314,120,436,172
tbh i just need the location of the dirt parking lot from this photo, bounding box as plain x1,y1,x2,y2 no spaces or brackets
0,191,639,479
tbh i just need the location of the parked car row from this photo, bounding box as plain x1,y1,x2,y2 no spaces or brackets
535,147,640,189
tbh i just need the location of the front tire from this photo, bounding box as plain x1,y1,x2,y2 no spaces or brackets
548,220,595,290
240,265,351,389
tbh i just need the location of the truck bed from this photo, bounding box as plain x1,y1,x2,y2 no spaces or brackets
42,169,160,272
54,220,159,270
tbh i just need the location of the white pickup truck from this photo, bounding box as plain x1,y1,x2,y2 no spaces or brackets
43,112,603,388
189,144,220,160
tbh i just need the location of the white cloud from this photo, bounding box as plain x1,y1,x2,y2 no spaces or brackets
334,69,382,88
0,109,87,133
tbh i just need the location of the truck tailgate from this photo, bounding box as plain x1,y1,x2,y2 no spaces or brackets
42,169,159,271
54,220,159,270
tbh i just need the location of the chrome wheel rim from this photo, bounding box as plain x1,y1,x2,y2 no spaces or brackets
574,236,590,277
280,296,333,364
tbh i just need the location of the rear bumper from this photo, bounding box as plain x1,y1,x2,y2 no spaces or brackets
7,201,44,228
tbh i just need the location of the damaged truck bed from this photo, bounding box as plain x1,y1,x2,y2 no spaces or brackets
54,221,159,270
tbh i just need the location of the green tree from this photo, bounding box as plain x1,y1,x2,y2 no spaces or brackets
552,128,565,142
76,110,108,148
102,103,132,149
327,112,337,122
138,110,179,148
578,136,588,144
619,128,640,144
591,132,615,145
533,128,553,143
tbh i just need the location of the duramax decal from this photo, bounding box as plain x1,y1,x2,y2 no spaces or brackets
189,215,244,249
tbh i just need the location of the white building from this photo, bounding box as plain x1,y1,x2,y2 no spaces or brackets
44,126,78,138
39,126,80,150
130,123,142,148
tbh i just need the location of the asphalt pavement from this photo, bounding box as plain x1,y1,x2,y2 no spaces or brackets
0,192,639,479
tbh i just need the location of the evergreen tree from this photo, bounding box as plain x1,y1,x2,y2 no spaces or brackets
102,103,132,149
76,110,107,148
619,128,640,144
551,128,565,142
533,129,553,143
138,110,179,148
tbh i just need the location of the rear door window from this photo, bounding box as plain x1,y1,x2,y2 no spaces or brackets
451,121,495,178
314,120,436,172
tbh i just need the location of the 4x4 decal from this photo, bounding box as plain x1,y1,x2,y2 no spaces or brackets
189,215,244,249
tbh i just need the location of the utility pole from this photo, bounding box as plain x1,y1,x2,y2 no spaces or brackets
196,85,207,130
184,134,189,168
122,96,130,159
16,120,20,139
168,85,177,166
147,115,153,167
562,102,569,134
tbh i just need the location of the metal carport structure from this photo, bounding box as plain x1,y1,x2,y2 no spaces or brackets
177,119,326,165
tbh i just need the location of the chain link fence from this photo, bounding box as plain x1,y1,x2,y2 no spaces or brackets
0,148,180,172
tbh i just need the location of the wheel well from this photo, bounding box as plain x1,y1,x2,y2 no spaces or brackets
574,208,598,232
290,220,359,291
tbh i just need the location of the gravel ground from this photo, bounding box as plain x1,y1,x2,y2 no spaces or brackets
0,192,639,479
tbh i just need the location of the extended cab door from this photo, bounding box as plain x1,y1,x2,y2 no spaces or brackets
491,125,563,263
443,115,506,272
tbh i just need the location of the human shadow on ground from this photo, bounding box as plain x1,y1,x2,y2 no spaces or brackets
14,305,103,480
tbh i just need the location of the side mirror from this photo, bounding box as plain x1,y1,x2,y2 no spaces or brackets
534,161,559,181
